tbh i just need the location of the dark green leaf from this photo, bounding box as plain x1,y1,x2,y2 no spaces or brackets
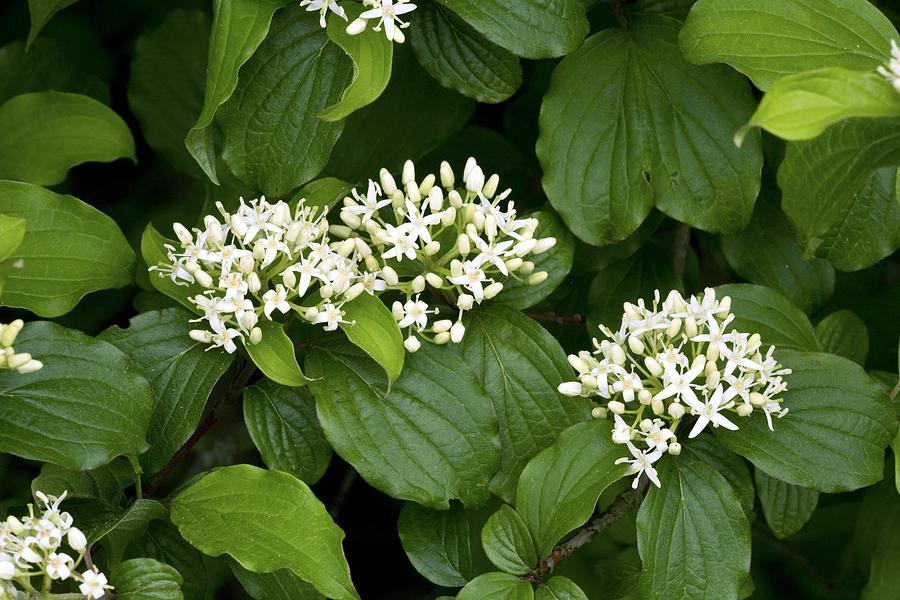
170,465,358,600
0,321,152,470
90,499,168,564
715,284,820,351
754,469,818,539
680,0,898,90
538,16,762,245
685,435,755,516
128,521,209,600
245,319,309,387
112,558,184,600
231,561,322,600
410,3,521,104
100,308,234,474
141,224,205,313
457,572,534,600
306,340,499,509
292,177,353,211
536,577,589,600
0,38,107,105
715,349,895,492
460,305,587,500
815,309,869,365
481,504,537,576
243,380,332,484
26,0,79,47
397,501,472,587
31,459,133,507
340,291,404,385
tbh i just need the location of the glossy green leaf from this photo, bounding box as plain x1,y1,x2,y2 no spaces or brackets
306,341,499,509
715,284,820,351
243,380,332,484
89,499,168,563
515,420,627,557
815,309,869,365
31,460,133,507
680,0,898,90
245,319,309,387
754,469,818,539
219,8,352,196
778,119,900,271
686,435,755,516
128,522,209,600
436,0,588,59
0,321,153,470
0,181,134,317
231,561,322,600
397,502,472,587
170,465,358,600
0,91,134,186
340,291,404,385
112,558,184,600
0,38,108,105
460,305,587,500
318,3,391,121
737,69,900,145
457,572,534,600
185,0,287,184
481,504,537,576
536,577,589,600
538,16,762,245
292,177,353,211
141,224,205,313
0,214,25,262
495,210,574,310
715,349,895,492
410,3,521,104
636,454,751,600
856,478,900,598
720,196,834,315
26,0,79,47
128,9,210,176
101,308,234,474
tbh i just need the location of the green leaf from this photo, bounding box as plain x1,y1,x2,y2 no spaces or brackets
231,561,322,600
715,349,896,492
715,284,820,351
219,8,352,197
185,0,287,184
26,0,79,47
112,558,184,600
0,321,152,470
245,319,309,387
679,0,898,90
306,340,499,509
754,469,818,539
636,454,751,600
494,210,574,310
0,214,25,262
31,459,133,507
128,9,210,176
778,119,900,271
481,504,537,576
815,309,869,365
243,380,332,484
537,16,762,245
515,420,627,557
318,3,391,121
292,177,353,211
0,38,108,105
89,499,168,564
736,69,900,145
410,3,521,104
457,572,534,600
460,305,588,501
536,577,589,600
436,0,588,59
0,91,134,186
863,522,900,600
587,241,683,333
397,502,473,587
170,465,358,600
128,521,209,600
340,291,404,385
100,308,234,474
686,435,755,516
325,45,475,183
0,181,134,317
141,223,205,313
720,195,834,315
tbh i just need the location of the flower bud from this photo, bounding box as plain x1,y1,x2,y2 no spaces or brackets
5,353,30,370
505,257,523,272
608,400,626,414
272,202,291,226
719,296,732,313
404,336,421,353
194,270,213,288
249,327,263,345
424,241,441,256
240,311,259,330
483,174,500,199
6,516,23,535
450,260,463,277
666,317,682,338
379,168,397,195
434,332,451,345
623,302,640,321
345,282,365,301
638,389,652,405
450,321,465,343
15,359,42,374
485,214,497,239
425,272,443,288
750,392,767,407
644,356,662,376
706,370,720,389
533,237,557,254
231,215,248,239
640,418,653,432
473,210,485,230
515,238,538,256
173,222,193,245
483,282,503,299
440,161,455,188
305,307,319,321
337,238,356,257
691,354,706,371
456,234,471,255
248,272,261,294
320,284,334,298
382,266,399,286
651,398,665,415
432,319,453,333
428,186,444,211
448,189,463,208
406,182,421,204
528,271,548,285
392,301,404,321
346,17,367,35
519,261,535,274
568,354,588,373
67,527,87,551
419,174,436,196
402,160,416,185
706,343,720,362
190,329,212,344
580,374,597,389
668,442,682,456
238,255,255,273
610,344,626,365
667,402,685,419
736,403,753,417
685,316,698,338
340,210,362,229
282,270,297,289
441,206,456,226
591,406,607,419
628,335,645,355
465,164,484,194
364,255,379,272
457,294,474,310
411,276,426,293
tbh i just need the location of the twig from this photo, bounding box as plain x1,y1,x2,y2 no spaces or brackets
889,379,900,402
142,412,218,497
527,312,586,325
521,483,647,584
672,222,691,281
329,468,359,519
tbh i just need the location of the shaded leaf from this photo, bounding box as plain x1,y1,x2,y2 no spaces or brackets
112,558,184,600
814,309,869,365
26,0,79,47
457,572,534,600
481,504,537,576
398,502,472,587
754,469,818,539
715,284,820,351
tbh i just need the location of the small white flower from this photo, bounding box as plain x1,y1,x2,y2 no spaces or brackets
612,372,643,403
301,0,348,28
0,555,14,580
46,552,73,580
262,285,291,319
654,361,704,407
398,297,430,330
360,0,417,41
611,413,633,444
347,179,389,223
448,261,488,302
381,223,419,262
685,385,739,438
615,442,664,488
401,199,442,244
877,40,900,93
79,568,110,599
314,303,350,331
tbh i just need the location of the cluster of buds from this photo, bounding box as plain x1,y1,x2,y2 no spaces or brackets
334,157,556,352
301,0,417,43
877,40,900,93
0,320,42,374
559,288,791,489
0,491,110,599
151,197,368,353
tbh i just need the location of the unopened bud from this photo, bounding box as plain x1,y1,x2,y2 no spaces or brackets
628,336,645,355
248,272,261,294
190,330,212,344
528,271,548,285
750,392,767,407
736,404,753,417
249,327,263,345
382,266,399,285
404,336,421,353
457,234,470,255
440,161,455,188
533,237,557,254
346,17,367,35
282,270,297,289
457,294,474,310
411,276,426,293
610,344,626,365
483,282,503,299
558,381,583,396
644,357,662,376
432,319,453,333
450,321,465,343
345,282,365,301
519,261,535,275
425,272,443,288
640,418,653,432
608,400,626,415
505,257,523,272
651,398,665,415
448,189,463,208
638,389,652,405
402,160,415,185
428,187,444,211
483,174,500,198
424,241,441,256
685,316,698,338
16,359,42,374
379,168,397,195
441,206,456,226
392,301,404,320
340,210,362,229
194,270,213,288
667,402,685,420
67,527,87,551
666,317,682,338
419,174,436,196
668,442,682,456
364,255,379,272
434,332,451,345
173,222,192,245
591,406,607,419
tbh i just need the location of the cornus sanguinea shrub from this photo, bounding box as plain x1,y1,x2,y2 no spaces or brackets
0,0,899,599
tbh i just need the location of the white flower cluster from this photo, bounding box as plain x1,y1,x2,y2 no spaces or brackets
335,157,556,352
0,491,110,599
558,288,791,489
877,40,900,93
301,0,417,43
151,197,367,353
0,320,42,374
